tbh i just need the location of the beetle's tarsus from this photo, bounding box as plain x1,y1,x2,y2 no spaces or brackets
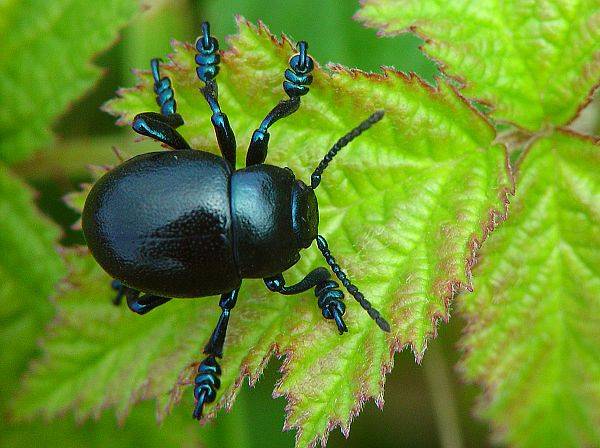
265,268,349,334
332,308,348,334
192,389,207,420
315,278,349,334
284,41,314,98
192,355,221,420
130,58,190,150
195,23,237,169
317,235,391,333
196,22,220,82
150,58,183,120
191,288,238,419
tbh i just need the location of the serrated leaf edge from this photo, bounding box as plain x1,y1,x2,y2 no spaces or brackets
456,127,599,443
150,21,515,446
41,18,514,447
354,1,600,134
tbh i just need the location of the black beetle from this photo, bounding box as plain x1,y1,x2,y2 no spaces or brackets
82,22,388,420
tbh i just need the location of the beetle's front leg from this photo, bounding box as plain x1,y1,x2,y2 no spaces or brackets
192,287,239,420
265,268,348,334
246,41,314,166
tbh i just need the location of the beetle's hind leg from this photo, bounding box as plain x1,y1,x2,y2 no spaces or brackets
195,22,237,170
126,290,172,315
132,59,191,150
111,279,126,305
110,280,172,314
192,287,239,420
149,58,183,123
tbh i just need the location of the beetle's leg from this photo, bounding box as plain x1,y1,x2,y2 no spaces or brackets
150,58,184,124
192,287,239,420
111,279,126,305
265,268,348,334
316,235,390,332
195,22,237,170
131,58,191,150
119,287,172,315
132,113,191,150
246,41,314,166
128,294,172,315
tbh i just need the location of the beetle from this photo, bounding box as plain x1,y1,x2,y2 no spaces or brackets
82,22,389,420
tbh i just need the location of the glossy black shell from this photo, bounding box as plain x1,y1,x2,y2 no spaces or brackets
82,150,318,298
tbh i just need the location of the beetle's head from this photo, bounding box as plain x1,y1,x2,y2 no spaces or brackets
291,179,319,249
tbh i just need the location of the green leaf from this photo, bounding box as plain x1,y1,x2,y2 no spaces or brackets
459,130,600,448
356,0,600,131
0,0,139,164
0,165,66,408
0,168,205,448
0,402,203,448
16,19,510,446
63,164,113,230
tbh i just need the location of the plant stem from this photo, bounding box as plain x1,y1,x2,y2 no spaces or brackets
423,342,464,448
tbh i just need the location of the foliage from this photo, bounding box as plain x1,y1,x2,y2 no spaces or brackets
358,1,600,447
5,0,597,446
460,131,600,447
0,168,202,448
0,3,201,447
0,115,201,448
13,18,510,447
356,0,600,130
0,402,203,448
0,0,139,164
0,167,65,406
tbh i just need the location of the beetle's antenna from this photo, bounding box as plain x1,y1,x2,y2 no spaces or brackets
310,110,384,189
316,235,390,332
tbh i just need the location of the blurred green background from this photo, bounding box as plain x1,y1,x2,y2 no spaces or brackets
6,1,492,446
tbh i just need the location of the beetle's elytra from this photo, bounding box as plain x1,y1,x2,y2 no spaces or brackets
82,21,388,420
84,150,317,297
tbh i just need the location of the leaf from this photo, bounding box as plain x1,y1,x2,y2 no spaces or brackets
0,402,203,448
356,0,600,131
0,166,65,442
0,0,139,164
63,163,113,230
0,165,66,408
16,19,511,447
0,168,204,448
459,130,600,448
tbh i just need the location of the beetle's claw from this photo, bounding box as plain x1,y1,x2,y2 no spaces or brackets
332,308,348,334
192,390,207,420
